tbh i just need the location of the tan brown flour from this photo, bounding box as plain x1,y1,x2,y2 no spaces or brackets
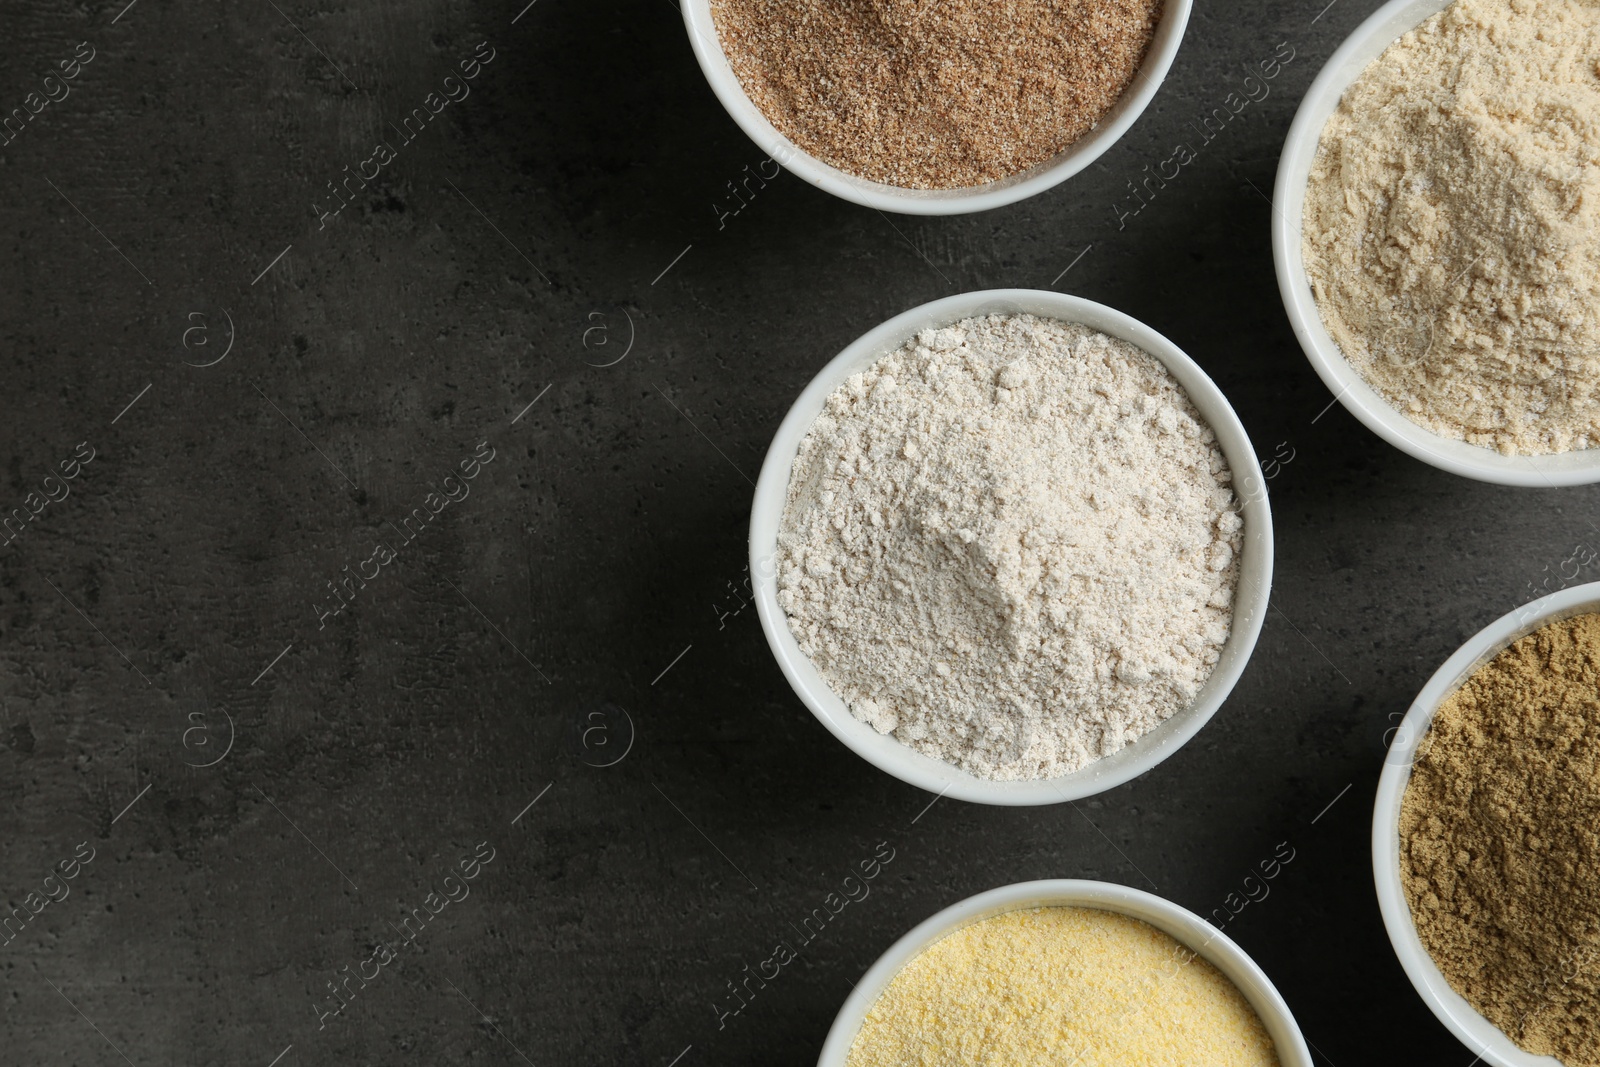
1301,0,1600,455
1401,611,1600,1065
709,0,1162,189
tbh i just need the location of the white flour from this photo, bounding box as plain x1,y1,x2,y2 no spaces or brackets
777,314,1242,781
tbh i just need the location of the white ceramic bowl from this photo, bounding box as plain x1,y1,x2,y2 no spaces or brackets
1273,0,1600,486
817,879,1313,1067
749,289,1274,806
1373,582,1600,1067
681,0,1193,215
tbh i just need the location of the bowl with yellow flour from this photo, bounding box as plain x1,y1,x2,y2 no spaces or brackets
1275,0,1600,485
818,880,1313,1067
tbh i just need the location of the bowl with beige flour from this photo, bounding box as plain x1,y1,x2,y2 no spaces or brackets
1375,582,1600,1067
682,0,1193,214
817,879,1313,1067
1275,0,1600,485
749,290,1274,806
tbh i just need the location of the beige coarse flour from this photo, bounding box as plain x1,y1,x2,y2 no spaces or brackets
1302,0,1600,455
777,314,1242,781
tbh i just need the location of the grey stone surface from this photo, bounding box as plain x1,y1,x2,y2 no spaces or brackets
0,0,1582,1063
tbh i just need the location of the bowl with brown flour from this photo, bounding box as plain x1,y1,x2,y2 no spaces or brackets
1275,0,1600,485
749,290,1274,805
681,0,1193,215
1375,582,1600,1067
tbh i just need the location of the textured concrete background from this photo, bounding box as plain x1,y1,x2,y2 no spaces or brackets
0,0,1584,1064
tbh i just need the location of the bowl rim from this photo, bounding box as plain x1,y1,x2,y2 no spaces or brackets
748,288,1275,806
1371,581,1600,1067
816,878,1314,1067
1271,0,1600,486
681,0,1194,216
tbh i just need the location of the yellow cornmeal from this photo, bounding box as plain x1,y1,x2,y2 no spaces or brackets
846,906,1280,1067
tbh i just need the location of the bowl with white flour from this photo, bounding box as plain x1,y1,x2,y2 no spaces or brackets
1274,0,1600,485
750,290,1274,805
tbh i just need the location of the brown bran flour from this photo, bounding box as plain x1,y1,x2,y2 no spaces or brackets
1401,611,1600,1065
708,0,1163,189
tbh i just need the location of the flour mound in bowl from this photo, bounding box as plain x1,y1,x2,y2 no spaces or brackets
776,313,1243,781
1301,0,1600,456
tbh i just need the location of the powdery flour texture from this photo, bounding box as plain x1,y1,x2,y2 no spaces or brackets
1302,0,1600,455
777,314,1242,781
